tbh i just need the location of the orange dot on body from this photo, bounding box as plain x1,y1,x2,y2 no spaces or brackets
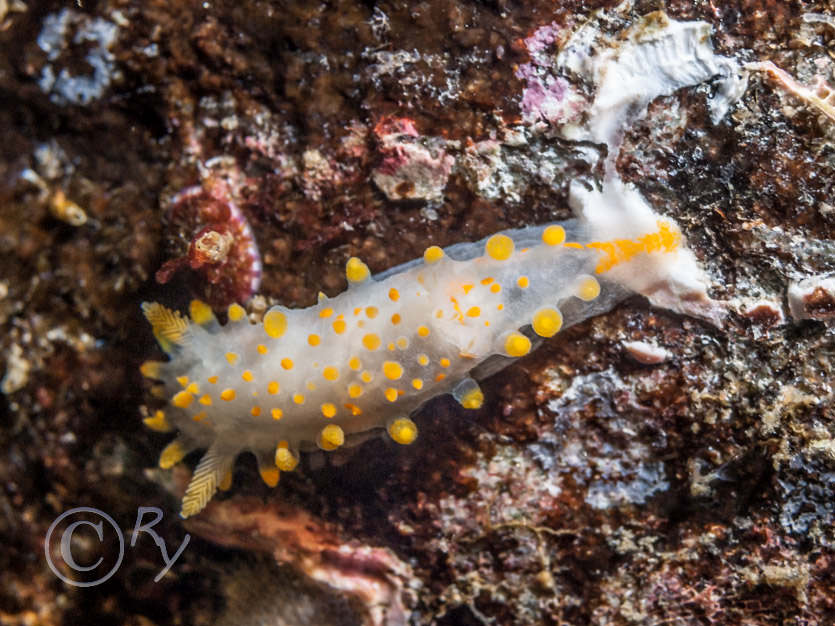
362,333,381,350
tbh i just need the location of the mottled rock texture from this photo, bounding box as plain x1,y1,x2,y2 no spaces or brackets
1,0,834,624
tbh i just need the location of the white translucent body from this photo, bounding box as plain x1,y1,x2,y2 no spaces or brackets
162,224,620,461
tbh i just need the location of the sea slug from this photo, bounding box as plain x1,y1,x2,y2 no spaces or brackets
142,215,694,518
142,10,744,518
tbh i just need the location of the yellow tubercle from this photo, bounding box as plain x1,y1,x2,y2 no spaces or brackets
159,440,186,469
417,325,430,337
348,383,363,398
349,356,362,370
140,361,162,379
293,393,305,405
251,406,261,417
362,333,381,351
505,332,532,357
308,334,321,346
532,308,563,338
384,387,398,402
485,234,514,261
225,352,238,364
346,257,370,283
321,403,337,418
388,417,418,445
424,246,444,264
263,310,288,338
242,370,254,382
189,300,215,325
382,361,404,380
220,388,236,401
281,358,294,370
260,467,280,487
227,303,246,321
577,275,601,301
319,424,345,450
268,381,280,395
199,394,212,406
143,410,171,432
271,408,283,420
172,390,194,409
333,319,347,334
275,442,299,471
176,375,189,387
517,276,530,289
460,387,484,409
150,385,166,398
323,366,339,381
542,225,566,246
389,288,400,301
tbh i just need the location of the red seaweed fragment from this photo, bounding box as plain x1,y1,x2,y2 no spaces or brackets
156,180,261,308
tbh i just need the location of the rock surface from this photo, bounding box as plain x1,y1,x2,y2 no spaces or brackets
1,1,834,624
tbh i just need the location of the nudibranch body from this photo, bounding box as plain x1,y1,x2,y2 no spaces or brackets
142,215,688,518
142,10,743,517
